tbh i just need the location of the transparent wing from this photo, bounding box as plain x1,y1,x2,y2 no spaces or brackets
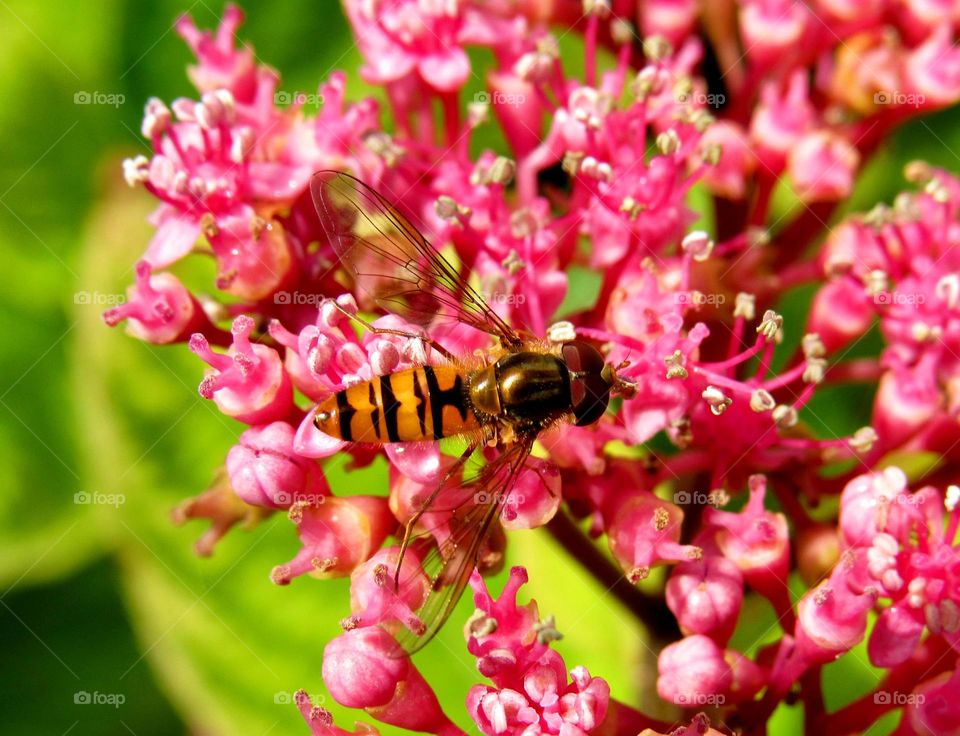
310,170,523,347
391,438,535,655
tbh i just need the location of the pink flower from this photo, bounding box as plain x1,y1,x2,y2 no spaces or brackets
465,568,612,736
704,476,790,605
190,315,293,425
606,492,702,583
905,668,960,736
657,634,764,707
270,496,394,584
175,4,258,100
698,121,755,200
343,0,522,94
322,627,460,735
226,421,328,508
107,3,960,734
295,690,380,736
749,70,815,173
787,129,860,202
666,553,744,644
102,261,215,344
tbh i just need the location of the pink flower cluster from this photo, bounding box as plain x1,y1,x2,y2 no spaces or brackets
106,2,960,735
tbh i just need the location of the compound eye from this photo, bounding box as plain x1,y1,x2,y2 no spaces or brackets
562,341,612,426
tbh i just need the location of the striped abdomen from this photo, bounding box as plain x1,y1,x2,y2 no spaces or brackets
314,365,480,442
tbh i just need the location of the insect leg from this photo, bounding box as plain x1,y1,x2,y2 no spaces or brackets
394,437,484,590
331,302,458,363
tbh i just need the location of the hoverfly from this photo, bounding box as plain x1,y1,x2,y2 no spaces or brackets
309,171,633,653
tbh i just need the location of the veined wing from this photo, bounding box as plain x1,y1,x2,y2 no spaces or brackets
310,170,523,348
390,438,535,655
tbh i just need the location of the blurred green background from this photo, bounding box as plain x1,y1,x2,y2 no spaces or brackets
1,1,958,734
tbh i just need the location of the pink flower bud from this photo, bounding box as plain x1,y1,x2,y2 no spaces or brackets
226,421,328,508
787,130,860,202
657,635,732,706
739,0,808,71
904,26,960,108
666,554,744,644
868,604,925,668
487,72,544,159
640,0,699,48
873,368,941,450
795,566,875,662
807,279,874,353
905,668,960,736
838,467,911,547
699,121,755,200
385,442,444,485
749,70,814,172
322,627,458,734
498,457,561,530
796,523,841,586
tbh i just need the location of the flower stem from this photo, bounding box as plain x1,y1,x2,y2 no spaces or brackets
545,508,680,641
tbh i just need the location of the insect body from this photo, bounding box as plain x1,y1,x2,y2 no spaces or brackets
314,365,479,443
310,171,631,653
313,347,614,444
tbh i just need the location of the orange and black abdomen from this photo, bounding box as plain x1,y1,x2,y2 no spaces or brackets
314,365,480,442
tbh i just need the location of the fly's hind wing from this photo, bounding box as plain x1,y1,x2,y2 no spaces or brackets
389,438,535,655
